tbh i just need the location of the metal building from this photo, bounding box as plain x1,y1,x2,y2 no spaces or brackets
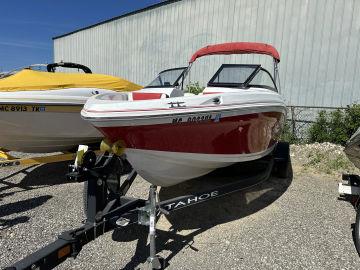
53,0,360,108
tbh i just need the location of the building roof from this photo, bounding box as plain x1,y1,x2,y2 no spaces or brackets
53,0,183,40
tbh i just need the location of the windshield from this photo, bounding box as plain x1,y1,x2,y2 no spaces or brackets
250,69,276,89
208,64,277,91
209,65,258,85
145,67,187,88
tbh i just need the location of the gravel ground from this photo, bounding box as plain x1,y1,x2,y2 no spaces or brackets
290,143,360,175
1,147,360,269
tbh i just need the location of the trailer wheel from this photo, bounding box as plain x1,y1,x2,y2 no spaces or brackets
354,205,360,255
273,141,290,178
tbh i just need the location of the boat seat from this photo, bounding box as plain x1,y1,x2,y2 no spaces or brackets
131,92,168,100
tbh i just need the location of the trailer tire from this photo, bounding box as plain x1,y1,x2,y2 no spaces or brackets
354,205,360,255
273,141,290,178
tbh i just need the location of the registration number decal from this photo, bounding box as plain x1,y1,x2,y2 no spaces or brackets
0,104,82,113
172,113,221,123
0,105,46,112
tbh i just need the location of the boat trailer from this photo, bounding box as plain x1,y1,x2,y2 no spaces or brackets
0,144,102,169
0,150,79,168
4,143,290,270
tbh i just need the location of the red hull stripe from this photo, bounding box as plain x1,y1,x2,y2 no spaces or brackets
98,112,283,155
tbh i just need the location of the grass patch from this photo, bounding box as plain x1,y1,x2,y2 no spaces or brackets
301,145,356,175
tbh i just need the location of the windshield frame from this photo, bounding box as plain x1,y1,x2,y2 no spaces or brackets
207,64,277,91
144,67,188,88
248,67,278,91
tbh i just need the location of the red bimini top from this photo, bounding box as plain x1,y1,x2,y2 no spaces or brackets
189,42,280,63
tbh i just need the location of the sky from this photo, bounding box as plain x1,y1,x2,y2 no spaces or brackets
0,0,161,71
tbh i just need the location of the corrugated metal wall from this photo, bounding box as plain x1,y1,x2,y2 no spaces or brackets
54,0,360,107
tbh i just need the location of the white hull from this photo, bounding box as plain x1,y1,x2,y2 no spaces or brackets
0,88,117,153
125,146,276,187
0,110,101,152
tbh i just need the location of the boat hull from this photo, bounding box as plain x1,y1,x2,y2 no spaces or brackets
96,109,284,186
125,146,276,186
99,111,283,154
82,90,286,186
0,107,102,152
0,88,127,153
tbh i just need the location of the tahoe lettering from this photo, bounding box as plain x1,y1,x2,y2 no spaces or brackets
163,191,219,210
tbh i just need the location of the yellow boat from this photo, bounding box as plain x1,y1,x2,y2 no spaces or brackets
0,62,141,153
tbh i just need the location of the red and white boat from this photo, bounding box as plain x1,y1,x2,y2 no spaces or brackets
82,42,287,186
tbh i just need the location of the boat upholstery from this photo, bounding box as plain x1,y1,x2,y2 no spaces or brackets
132,92,167,100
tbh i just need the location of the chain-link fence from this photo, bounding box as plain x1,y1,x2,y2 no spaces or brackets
286,106,346,141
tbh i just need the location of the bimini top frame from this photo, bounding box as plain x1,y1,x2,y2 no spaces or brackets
46,62,92,74
182,42,282,93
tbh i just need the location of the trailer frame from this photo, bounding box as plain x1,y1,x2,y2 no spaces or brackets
5,142,290,270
